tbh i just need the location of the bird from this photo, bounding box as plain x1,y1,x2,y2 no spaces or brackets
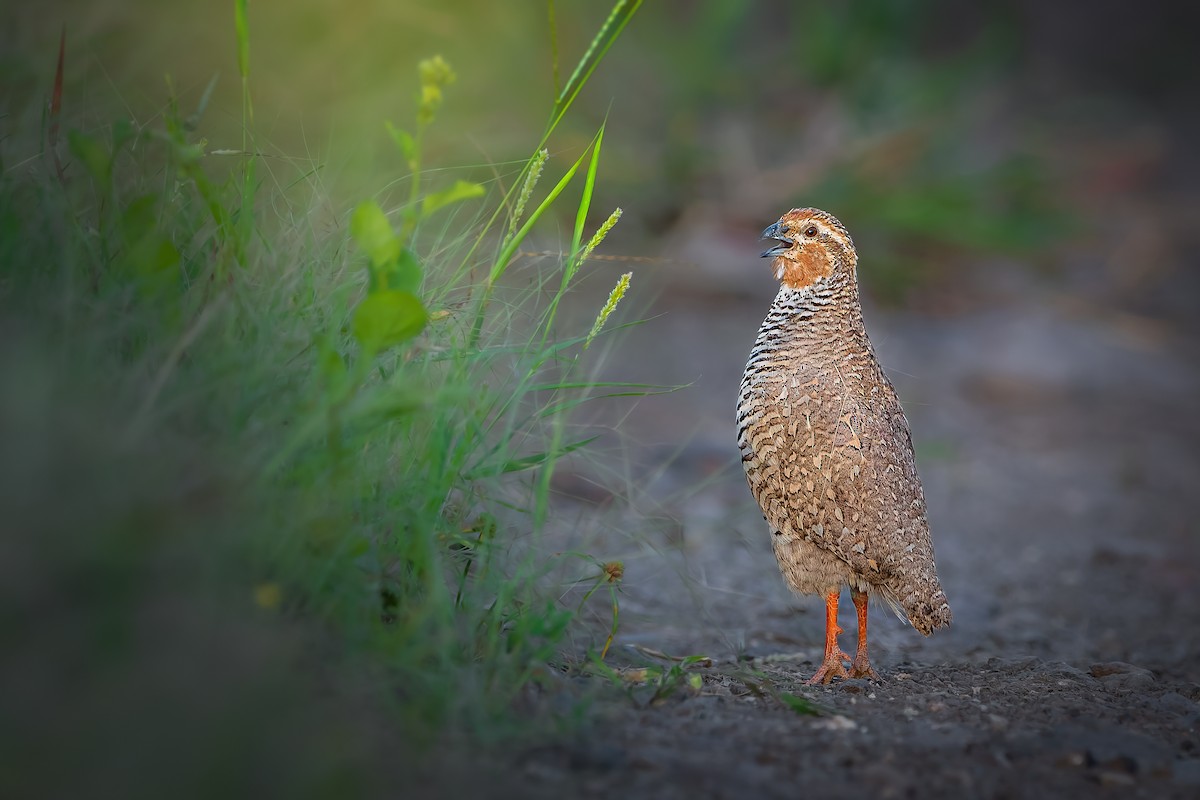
737,207,951,684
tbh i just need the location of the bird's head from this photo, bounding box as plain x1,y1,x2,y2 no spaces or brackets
759,207,857,291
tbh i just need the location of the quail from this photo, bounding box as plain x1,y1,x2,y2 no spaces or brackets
737,208,951,684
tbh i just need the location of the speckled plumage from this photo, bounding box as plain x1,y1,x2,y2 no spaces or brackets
738,208,950,681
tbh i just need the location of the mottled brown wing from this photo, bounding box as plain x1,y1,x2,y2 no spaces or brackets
751,363,931,590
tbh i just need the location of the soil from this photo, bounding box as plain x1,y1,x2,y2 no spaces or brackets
482,214,1200,798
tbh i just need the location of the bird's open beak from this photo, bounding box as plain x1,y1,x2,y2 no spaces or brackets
759,221,793,258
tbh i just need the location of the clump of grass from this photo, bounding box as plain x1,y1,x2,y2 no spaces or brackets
257,1,653,733
1,1,649,793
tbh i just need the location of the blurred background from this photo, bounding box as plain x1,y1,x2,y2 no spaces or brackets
5,0,1197,307
3,0,1198,796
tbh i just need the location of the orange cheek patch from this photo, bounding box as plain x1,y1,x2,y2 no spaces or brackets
781,247,833,289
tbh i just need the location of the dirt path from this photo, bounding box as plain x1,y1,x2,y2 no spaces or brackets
510,244,1200,798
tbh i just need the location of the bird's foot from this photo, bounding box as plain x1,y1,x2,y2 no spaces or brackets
848,654,880,681
806,590,853,685
805,653,851,685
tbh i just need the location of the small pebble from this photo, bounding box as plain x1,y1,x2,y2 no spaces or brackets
1089,662,1156,691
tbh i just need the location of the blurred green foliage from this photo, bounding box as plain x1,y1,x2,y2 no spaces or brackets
0,0,1106,793
1,3,647,796
614,0,1072,299
1,1,1075,306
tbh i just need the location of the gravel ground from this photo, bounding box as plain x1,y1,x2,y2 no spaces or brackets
487,218,1200,799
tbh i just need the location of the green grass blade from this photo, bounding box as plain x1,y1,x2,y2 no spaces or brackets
547,0,561,99
526,381,677,392
464,436,599,481
452,0,640,289
778,692,825,717
234,0,253,245
526,124,608,351
184,74,219,131
549,0,642,134
470,140,596,345
487,149,587,289
234,0,250,80
533,389,675,420
571,120,605,259
234,0,253,129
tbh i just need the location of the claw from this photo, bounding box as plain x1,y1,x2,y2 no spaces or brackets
806,657,851,685
807,646,854,685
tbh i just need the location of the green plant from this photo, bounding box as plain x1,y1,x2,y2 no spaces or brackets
256,0,652,733
586,650,711,706
2,3,651,778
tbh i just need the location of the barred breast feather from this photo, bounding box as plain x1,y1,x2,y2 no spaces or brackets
738,276,951,635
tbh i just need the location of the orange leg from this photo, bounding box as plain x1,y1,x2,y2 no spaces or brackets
849,588,880,680
805,590,851,685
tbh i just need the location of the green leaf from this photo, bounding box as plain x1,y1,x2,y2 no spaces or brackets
346,387,425,429
68,130,112,194
584,656,625,685
114,231,179,298
352,290,428,352
678,654,714,667
350,201,401,267
169,138,206,166
385,122,417,167
113,195,178,293
120,194,158,241
317,336,347,387
112,118,136,152
123,235,180,282
421,180,485,218
368,246,422,295
778,691,823,716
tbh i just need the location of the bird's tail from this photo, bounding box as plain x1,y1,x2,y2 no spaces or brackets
905,584,953,636
879,577,952,636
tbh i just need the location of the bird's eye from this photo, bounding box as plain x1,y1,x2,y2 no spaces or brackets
804,226,818,238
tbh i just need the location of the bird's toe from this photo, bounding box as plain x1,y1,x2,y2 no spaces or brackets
848,657,880,681
805,658,851,685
